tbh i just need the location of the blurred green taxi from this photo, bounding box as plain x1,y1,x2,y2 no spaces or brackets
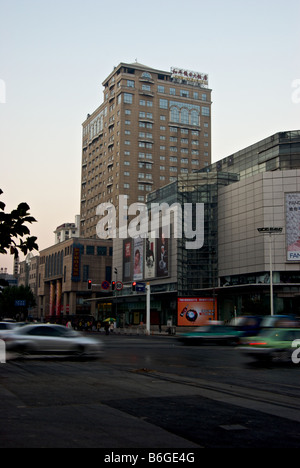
178,324,244,346
239,328,300,362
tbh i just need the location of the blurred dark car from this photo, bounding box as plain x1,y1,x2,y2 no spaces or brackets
230,316,263,337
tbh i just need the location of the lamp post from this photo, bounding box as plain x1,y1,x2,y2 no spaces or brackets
257,227,283,316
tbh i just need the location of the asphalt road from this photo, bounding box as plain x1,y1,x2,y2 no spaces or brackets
1,334,300,449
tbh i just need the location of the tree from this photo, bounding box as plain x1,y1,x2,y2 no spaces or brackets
0,189,38,259
0,285,36,320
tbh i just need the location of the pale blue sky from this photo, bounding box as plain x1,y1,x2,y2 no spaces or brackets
0,0,300,272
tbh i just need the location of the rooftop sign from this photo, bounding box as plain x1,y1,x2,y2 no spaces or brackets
171,67,209,87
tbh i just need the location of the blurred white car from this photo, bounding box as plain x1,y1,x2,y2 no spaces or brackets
0,321,20,339
4,324,103,357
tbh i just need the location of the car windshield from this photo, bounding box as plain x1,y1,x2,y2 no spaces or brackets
0,323,15,330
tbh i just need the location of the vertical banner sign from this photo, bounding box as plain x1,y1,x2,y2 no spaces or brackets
145,236,156,279
286,193,300,261
50,282,55,316
133,237,144,281
156,229,169,278
56,281,62,315
72,245,81,281
123,239,132,282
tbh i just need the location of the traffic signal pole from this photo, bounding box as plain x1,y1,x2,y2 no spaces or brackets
146,283,150,336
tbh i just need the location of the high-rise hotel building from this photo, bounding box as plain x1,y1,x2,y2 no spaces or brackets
80,62,212,238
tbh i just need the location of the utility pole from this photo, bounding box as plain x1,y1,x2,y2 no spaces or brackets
257,227,283,316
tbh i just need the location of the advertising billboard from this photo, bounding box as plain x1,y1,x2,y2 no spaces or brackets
178,298,217,327
286,193,300,261
145,235,156,279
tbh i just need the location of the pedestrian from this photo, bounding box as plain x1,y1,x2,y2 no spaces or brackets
104,322,110,335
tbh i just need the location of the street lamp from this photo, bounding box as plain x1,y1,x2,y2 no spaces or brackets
257,227,283,316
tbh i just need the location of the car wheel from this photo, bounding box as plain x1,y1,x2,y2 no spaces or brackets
73,345,85,356
15,344,32,356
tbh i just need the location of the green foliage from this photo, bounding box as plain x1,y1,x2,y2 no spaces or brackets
0,188,38,259
0,285,36,319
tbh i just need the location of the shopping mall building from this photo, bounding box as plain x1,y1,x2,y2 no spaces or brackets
110,130,300,326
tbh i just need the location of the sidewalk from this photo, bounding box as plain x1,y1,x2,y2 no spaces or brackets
93,325,190,337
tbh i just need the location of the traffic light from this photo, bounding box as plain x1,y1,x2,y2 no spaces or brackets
132,282,137,292
88,280,92,290
111,281,116,291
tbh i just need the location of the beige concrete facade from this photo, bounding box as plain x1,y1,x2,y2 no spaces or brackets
219,170,300,279
37,238,112,319
80,62,212,238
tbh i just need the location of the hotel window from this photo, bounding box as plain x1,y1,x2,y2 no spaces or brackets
124,183,130,189
127,80,135,88
181,108,189,125
180,90,189,98
170,88,176,96
191,110,199,126
160,99,168,109
124,93,133,104
170,167,178,173
202,107,210,116
140,100,146,106
158,85,165,93
142,84,151,92
170,107,180,123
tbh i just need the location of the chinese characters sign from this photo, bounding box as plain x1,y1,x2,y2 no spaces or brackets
171,67,209,87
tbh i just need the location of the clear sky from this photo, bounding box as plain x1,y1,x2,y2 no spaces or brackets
0,0,299,272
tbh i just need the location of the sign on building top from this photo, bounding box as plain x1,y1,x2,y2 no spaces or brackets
171,67,209,88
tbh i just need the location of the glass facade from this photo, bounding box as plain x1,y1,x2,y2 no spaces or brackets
200,131,300,180
148,172,239,296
